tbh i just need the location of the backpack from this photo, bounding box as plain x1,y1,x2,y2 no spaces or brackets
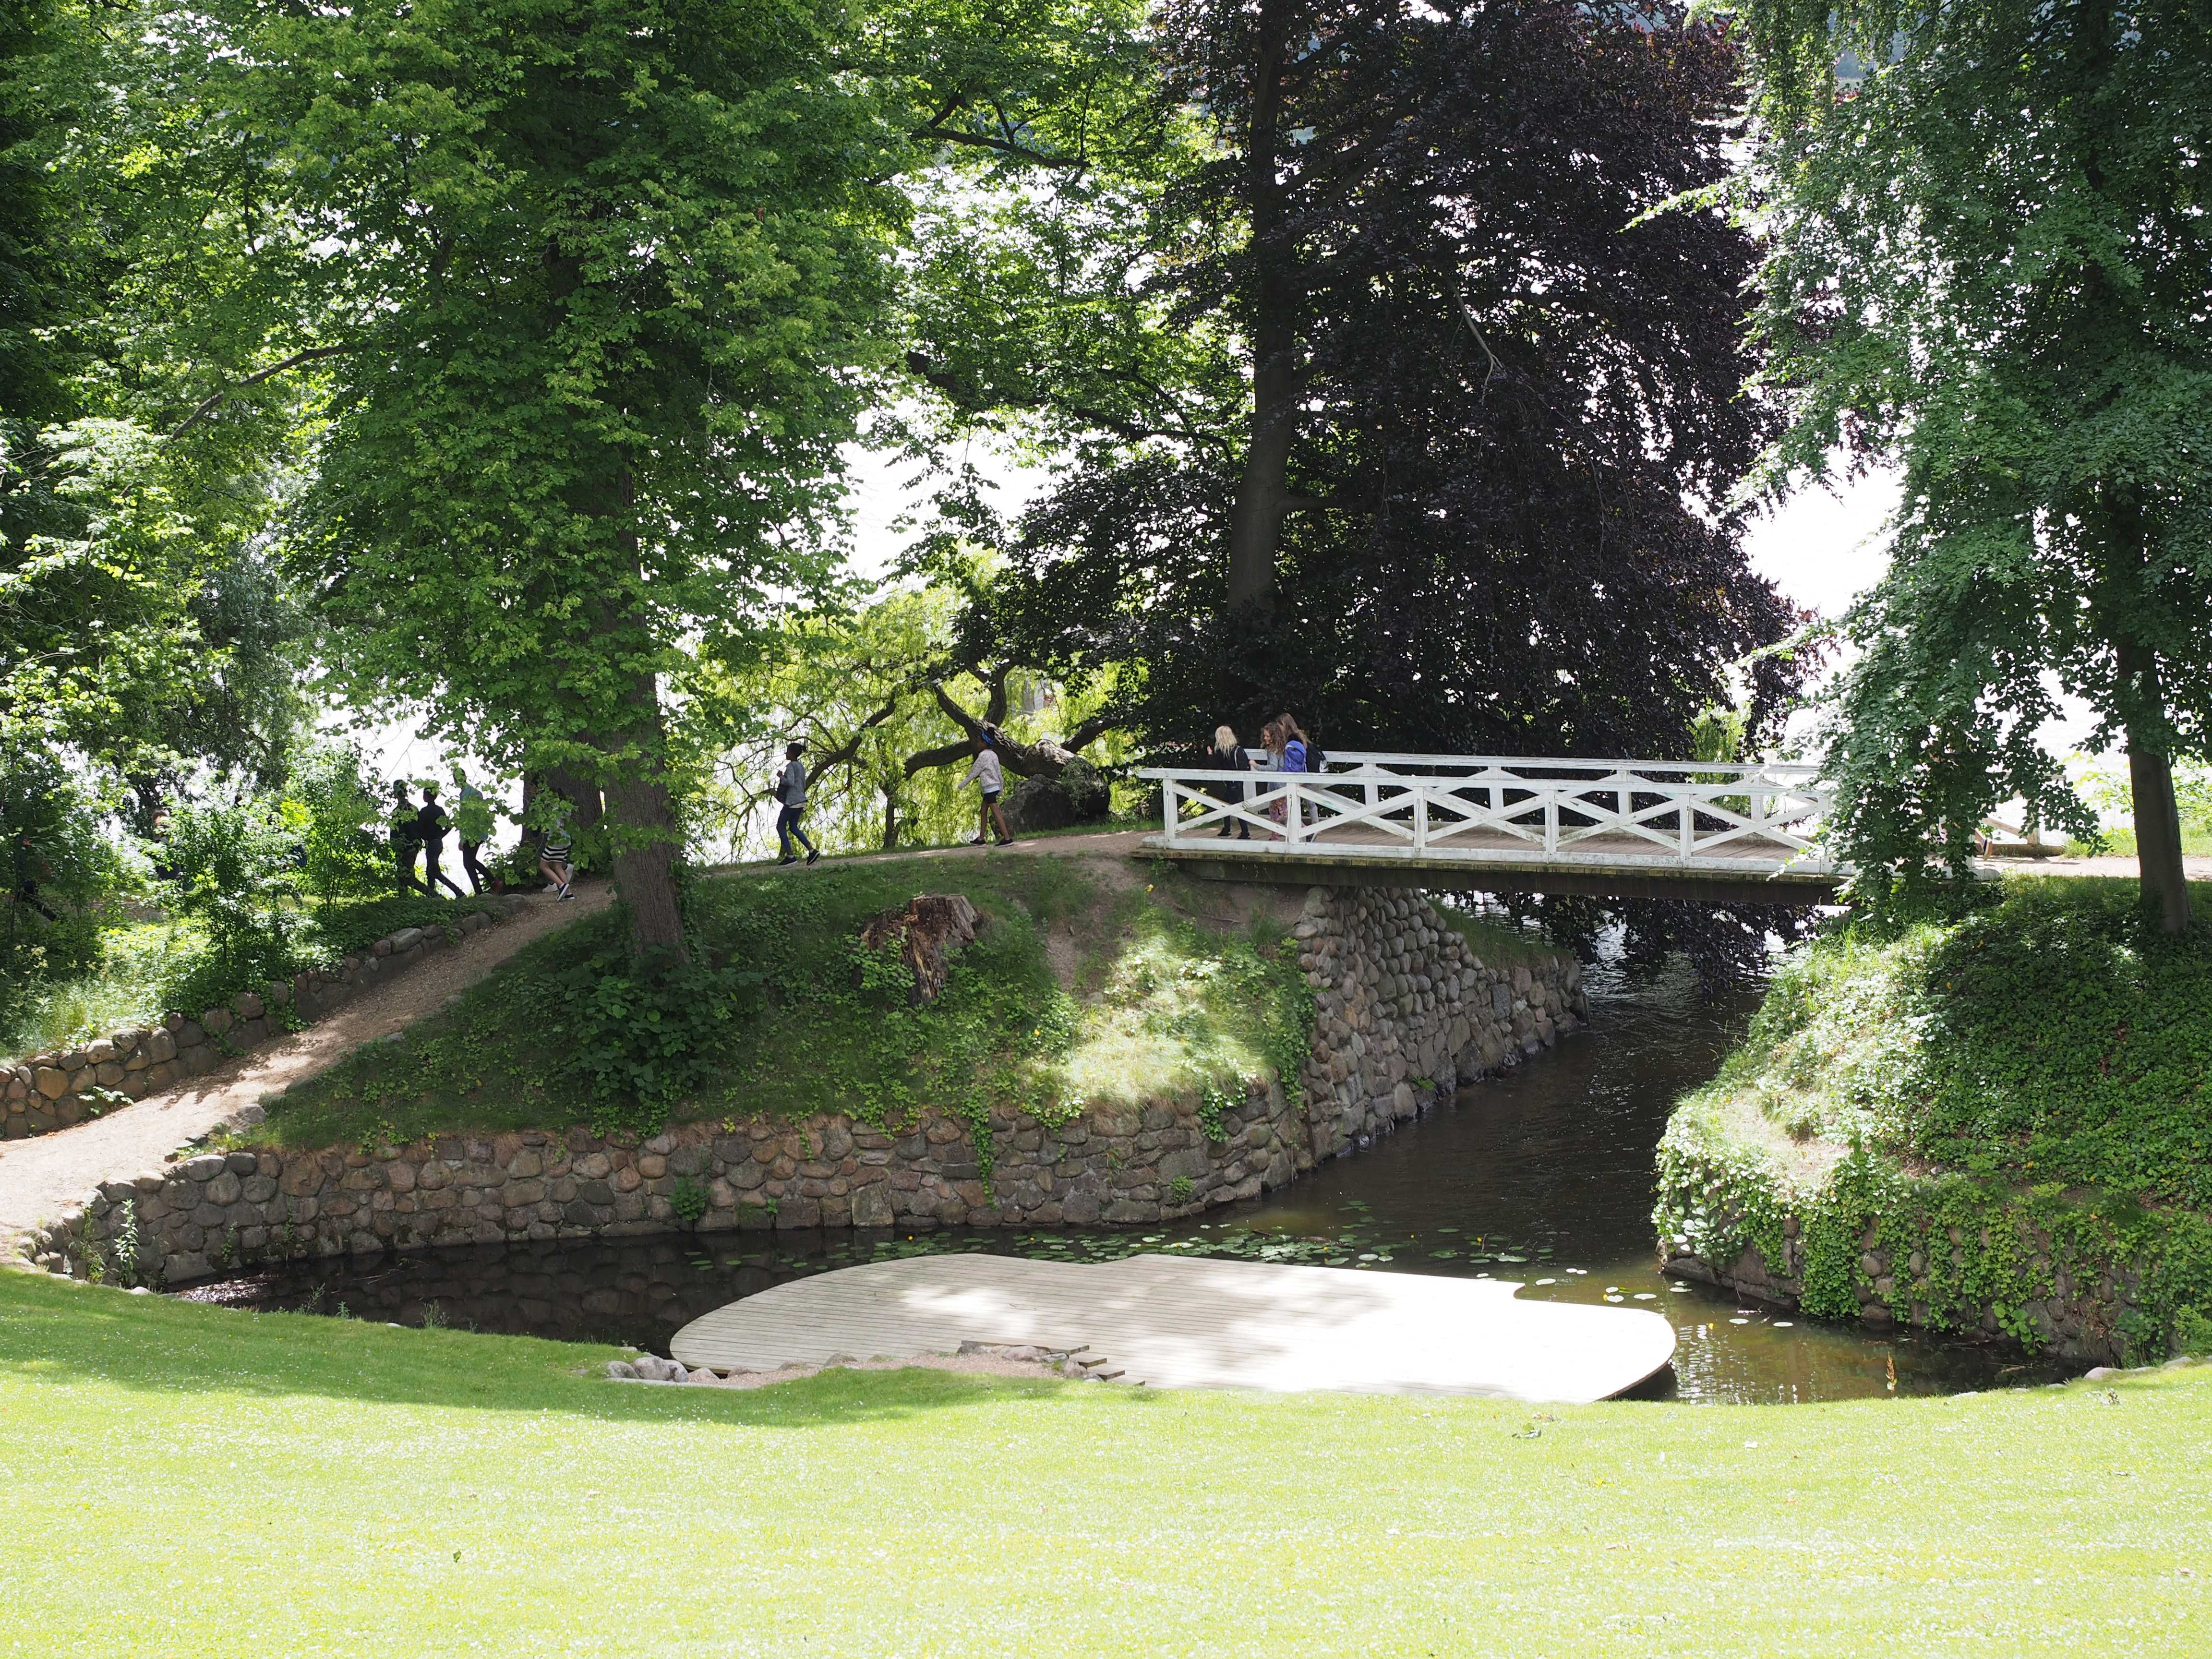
1306,740,1327,773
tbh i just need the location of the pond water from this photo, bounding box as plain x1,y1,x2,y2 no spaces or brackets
180,956,2076,1403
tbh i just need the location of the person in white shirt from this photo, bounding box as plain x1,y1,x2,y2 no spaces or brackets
962,729,1016,846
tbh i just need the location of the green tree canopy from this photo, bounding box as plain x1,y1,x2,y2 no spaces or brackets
1740,0,2212,927
904,0,1805,758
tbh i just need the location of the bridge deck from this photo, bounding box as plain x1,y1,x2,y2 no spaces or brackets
670,1253,1677,1403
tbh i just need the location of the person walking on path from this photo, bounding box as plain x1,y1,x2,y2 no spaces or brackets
537,800,576,899
963,728,1015,846
1205,724,1252,839
388,783,428,894
774,741,820,866
451,774,494,895
416,784,466,898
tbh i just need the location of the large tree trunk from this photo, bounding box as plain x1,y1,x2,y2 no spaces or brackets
599,664,686,958
2113,635,2192,933
1224,1,1296,614
2128,739,2192,934
579,457,687,959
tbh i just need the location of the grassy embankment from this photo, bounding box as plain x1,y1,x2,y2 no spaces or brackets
250,855,1360,1157
4,1269,2208,1655
1659,877,2212,1358
0,893,509,1066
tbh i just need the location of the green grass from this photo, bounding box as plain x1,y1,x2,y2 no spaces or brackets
258,854,1313,1150
4,1270,2209,1656
1658,876,2212,1353
1435,904,1558,966
2065,826,2212,859
0,893,507,1067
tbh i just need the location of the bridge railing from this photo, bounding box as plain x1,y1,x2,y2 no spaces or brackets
1137,751,1838,872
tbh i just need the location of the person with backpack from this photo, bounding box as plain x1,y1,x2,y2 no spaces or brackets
1205,725,1252,839
774,741,819,866
388,782,428,894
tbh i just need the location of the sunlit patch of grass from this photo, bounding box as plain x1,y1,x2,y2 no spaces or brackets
1432,906,1555,966
1061,907,1308,1108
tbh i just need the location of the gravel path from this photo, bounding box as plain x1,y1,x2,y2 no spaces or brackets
2000,854,2212,881
0,883,612,1257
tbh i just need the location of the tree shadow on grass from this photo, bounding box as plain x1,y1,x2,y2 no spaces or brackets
0,1273,1172,1429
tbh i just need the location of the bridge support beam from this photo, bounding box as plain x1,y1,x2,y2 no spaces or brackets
1154,851,1839,908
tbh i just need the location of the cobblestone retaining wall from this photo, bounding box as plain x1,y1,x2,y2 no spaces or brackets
1664,1227,2139,1364
33,886,1585,1284
2,900,529,1141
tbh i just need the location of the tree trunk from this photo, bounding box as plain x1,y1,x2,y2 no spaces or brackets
1224,1,1296,614
2112,633,2192,933
2128,738,2192,934
600,663,686,957
881,785,899,850
584,457,686,959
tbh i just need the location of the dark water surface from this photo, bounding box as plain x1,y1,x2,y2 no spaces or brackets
181,958,2075,1403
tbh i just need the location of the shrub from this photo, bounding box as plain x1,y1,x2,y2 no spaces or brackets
0,750,119,1033
554,942,764,1137
284,745,395,902
158,797,303,985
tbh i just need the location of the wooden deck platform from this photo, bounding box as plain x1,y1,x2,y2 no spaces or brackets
669,1253,1677,1404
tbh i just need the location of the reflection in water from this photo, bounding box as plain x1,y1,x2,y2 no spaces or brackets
181,956,2075,1403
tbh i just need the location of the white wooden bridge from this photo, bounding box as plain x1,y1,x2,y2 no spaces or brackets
1139,751,1842,903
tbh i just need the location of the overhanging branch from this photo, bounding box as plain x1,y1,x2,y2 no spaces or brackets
168,344,361,441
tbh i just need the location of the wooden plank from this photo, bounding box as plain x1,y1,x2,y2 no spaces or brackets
670,1254,1677,1404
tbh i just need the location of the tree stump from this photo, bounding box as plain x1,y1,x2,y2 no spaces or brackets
858,894,983,1005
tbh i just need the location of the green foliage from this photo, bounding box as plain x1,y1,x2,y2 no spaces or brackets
1734,0,2212,894
0,747,117,1031
1659,876,2212,1354
668,1177,710,1228
284,746,395,902
554,944,763,1138
154,797,301,1004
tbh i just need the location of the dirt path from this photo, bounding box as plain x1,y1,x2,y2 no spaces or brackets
0,883,613,1258
1999,854,2212,881
707,827,1157,886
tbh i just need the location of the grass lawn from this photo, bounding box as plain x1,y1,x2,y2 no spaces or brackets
3,1270,2208,1656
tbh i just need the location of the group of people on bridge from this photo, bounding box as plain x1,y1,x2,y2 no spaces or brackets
1201,715,1325,840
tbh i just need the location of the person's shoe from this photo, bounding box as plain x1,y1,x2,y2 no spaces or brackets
777,855,796,866
995,837,1016,847
805,849,820,866
969,836,988,846
557,887,575,901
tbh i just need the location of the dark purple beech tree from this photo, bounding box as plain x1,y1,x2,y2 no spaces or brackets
929,0,1807,758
